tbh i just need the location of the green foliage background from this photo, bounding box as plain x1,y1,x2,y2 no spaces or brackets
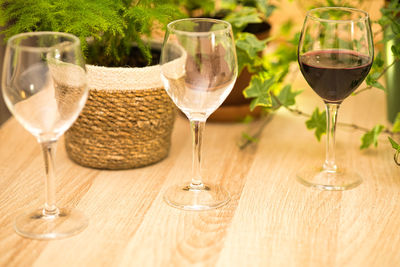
239,0,400,155
2,0,400,157
0,0,185,66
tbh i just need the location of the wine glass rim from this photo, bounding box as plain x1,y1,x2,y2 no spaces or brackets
7,31,81,52
306,7,369,23
167,18,232,36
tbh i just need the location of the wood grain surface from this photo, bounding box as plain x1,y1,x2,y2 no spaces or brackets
1,68,399,266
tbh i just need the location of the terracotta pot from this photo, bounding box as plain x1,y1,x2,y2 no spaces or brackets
209,21,271,122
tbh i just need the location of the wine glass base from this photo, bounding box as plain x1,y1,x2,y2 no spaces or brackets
297,168,362,191
164,183,230,211
14,208,88,240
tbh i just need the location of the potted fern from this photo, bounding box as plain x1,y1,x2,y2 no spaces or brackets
0,0,185,169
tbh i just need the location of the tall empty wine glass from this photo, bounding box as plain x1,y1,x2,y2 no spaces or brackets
2,32,88,239
297,7,373,190
160,18,238,210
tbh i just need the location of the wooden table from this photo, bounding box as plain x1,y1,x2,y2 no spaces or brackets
1,1,397,265
1,70,400,266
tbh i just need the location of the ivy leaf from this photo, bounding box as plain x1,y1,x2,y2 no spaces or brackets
234,28,267,74
372,81,386,91
373,52,385,69
236,32,267,59
241,132,259,143
276,85,302,108
280,20,294,36
236,47,253,74
353,39,363,51
369,72,381,80
289,32,302,45
243,76,274,111
360,125,385,149
182,0,215,15
391,44,400,59
253,0,276,18
264,4,276,18
220,0,236,10
326,0,336,5
393,112,400,133
242,115,255,124
224,7,261,30
306,108,326,141
388,137,400,150
365,72,386,91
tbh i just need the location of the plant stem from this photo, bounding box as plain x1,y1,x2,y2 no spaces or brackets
271,91,396,135
240,91,399,150
238,114,273,149
335,121,370,132
394,151,400,166
284,105,394,134
353,59,399,96
269,91,310,117
285,106,310,118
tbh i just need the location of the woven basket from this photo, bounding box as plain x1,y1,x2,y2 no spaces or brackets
65,60,176,170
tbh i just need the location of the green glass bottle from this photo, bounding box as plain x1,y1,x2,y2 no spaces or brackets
385,0,400,123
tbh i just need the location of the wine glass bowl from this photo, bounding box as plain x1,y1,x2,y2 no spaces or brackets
298,7,373,104
160,18,238,210
297,7,373,190
161,19,237,121
2,32,88,239
4,32,87,142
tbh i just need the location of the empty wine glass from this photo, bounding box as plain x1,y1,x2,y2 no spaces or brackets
160,18,238,210
2,32,88,239
297,7,374,190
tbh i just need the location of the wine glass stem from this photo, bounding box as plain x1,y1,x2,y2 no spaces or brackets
323,103,339,172
41,140,60,216
190,120,205,189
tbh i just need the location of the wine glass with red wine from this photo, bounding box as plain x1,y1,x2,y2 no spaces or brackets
297,7,373,190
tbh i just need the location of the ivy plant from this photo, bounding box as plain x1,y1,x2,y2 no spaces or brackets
240,0,400,165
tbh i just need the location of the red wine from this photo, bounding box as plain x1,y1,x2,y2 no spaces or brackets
298,50,372,103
